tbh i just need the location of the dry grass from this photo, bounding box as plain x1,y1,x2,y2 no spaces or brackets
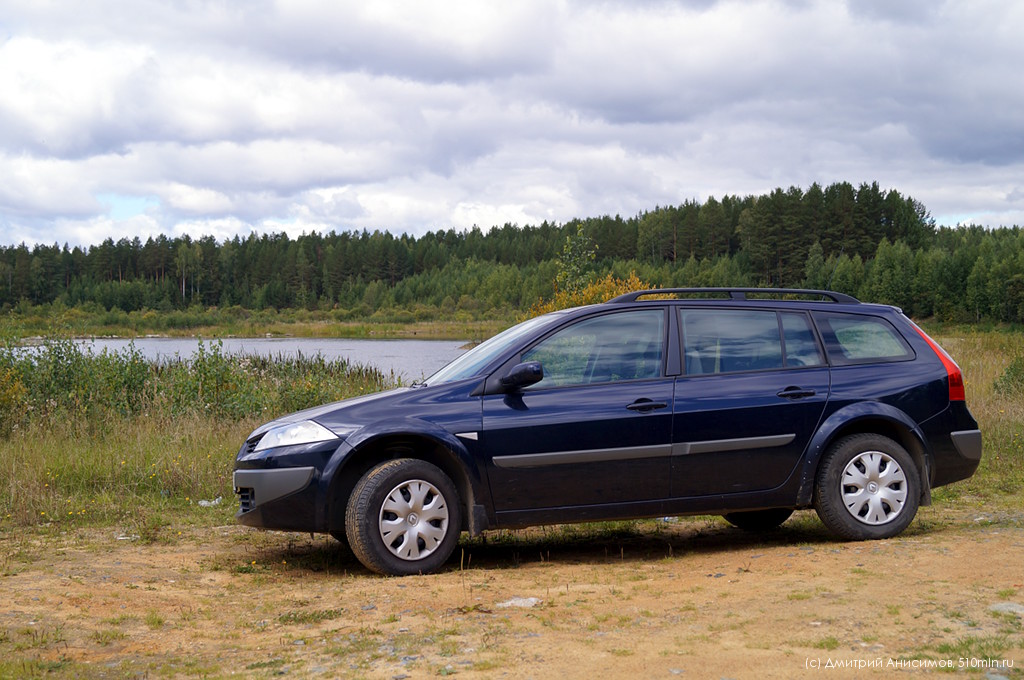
931,328,1024,505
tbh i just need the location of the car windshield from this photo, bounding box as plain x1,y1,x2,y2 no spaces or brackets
425,312,564,385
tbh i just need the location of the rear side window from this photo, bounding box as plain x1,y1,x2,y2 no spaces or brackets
781,312,826,367
682,309,784,374
681,309,827,374
812,312,913,365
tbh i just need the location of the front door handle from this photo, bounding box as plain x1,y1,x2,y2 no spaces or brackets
777,386,816,400
627,398,668,412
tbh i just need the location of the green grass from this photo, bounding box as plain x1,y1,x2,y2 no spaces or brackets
935,634,1013,659
0,658,80,677
277,609,347,625
0,337,396,529
144,611,165,630
12,625,64,651
90,629,127,646
813,636,840,651
0,413,252,528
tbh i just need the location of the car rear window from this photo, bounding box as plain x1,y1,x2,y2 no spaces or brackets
812,311,913,365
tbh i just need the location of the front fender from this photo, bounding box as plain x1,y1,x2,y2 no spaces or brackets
314,418,487,531
795,401,929,506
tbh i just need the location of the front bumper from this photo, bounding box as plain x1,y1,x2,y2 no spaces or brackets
233,466,318,530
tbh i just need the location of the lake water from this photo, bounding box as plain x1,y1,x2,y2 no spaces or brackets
69,337,468,382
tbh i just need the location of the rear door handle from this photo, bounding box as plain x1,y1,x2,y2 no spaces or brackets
776,387,816,400
627,398,668,412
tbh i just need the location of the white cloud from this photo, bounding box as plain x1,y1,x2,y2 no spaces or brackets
0,37,155,156
2,0,1024,248
164,183,233,214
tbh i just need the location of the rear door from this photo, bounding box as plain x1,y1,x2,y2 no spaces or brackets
671,308,830,497
481,308,675,513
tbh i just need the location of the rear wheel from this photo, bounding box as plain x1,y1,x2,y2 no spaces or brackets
346,458,462,576
814,434,920,540
723,508,793,532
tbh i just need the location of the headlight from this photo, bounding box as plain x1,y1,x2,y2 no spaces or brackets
253,420,339,452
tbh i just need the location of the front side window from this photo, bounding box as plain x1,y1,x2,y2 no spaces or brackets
813,312,913,365
522,310,665,388
682,309,784,374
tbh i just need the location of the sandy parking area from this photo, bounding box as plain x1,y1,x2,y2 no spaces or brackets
2,506,1022,678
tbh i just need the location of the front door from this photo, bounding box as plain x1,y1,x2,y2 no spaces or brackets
482,309,674,514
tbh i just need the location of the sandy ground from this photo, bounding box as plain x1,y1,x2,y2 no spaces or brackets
2,506,1023,679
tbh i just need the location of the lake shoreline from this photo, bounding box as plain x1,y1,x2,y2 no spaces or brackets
14,335,470,382
6,318,509,344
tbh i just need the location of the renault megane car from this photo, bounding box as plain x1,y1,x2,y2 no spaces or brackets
233,288,982,575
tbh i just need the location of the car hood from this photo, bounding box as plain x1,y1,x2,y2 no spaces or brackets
247,387,412,440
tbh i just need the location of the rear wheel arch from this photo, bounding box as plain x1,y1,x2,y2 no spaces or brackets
801,414,932,506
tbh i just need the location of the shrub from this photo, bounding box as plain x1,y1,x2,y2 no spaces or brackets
994,355,1024,397
0,366,27,435
94,344,150,415
161,340,266,419
525,272,654,318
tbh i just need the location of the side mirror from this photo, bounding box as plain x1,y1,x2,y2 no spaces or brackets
500,361,543,390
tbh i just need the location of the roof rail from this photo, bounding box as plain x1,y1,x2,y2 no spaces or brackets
607,288,860,304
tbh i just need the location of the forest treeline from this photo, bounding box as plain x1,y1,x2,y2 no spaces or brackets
2,181,1023,324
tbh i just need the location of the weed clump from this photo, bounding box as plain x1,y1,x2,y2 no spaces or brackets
0,366,28,436
993,355,1024,397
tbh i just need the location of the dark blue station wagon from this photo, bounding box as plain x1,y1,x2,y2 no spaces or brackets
233,289,982,575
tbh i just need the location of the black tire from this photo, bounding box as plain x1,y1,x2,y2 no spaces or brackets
814,433,920,540
345,458,462,576
723,508,794,532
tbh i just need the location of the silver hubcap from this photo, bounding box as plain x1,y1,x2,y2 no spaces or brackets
379,479,449,561
841,450,908,525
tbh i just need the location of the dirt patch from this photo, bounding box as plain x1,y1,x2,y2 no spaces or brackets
2,507,1023,678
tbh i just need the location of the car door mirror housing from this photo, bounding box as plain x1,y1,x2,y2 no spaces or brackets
501,361,543,390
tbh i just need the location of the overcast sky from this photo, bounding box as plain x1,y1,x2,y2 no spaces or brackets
2,0,1022,249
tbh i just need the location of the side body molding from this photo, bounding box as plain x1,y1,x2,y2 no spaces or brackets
492,435,797,469
673,434,796,456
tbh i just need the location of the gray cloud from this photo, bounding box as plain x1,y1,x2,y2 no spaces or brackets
1,0,1023,248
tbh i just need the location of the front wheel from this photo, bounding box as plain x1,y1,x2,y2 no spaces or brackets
346,459,462,576
814,434,920,540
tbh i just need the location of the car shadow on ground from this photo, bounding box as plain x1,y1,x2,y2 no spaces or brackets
452,516,840,571
240,510,953,576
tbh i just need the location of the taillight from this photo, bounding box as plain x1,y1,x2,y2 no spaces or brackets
910,323,966,402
